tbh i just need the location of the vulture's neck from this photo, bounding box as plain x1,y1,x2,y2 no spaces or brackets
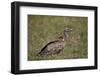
63,31,68,41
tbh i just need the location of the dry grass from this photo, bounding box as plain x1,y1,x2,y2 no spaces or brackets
28,15,88,61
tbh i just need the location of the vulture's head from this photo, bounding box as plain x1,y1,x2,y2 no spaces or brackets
63,27,72,41
64,27,72,32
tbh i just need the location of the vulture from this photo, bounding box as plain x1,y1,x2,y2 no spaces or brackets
38,28,72,55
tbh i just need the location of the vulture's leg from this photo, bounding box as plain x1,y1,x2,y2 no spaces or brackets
56,49,64,54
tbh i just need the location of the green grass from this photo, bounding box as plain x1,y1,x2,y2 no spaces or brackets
28,15,88,61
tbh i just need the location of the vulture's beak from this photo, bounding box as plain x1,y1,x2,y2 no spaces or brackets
69,28,72,31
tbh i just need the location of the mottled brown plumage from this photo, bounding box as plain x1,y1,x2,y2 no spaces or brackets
38,28,72,55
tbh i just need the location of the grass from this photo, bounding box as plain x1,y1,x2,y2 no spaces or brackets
28,15,88,61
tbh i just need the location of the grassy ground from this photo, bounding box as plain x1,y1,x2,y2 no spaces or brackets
28,15,88,61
